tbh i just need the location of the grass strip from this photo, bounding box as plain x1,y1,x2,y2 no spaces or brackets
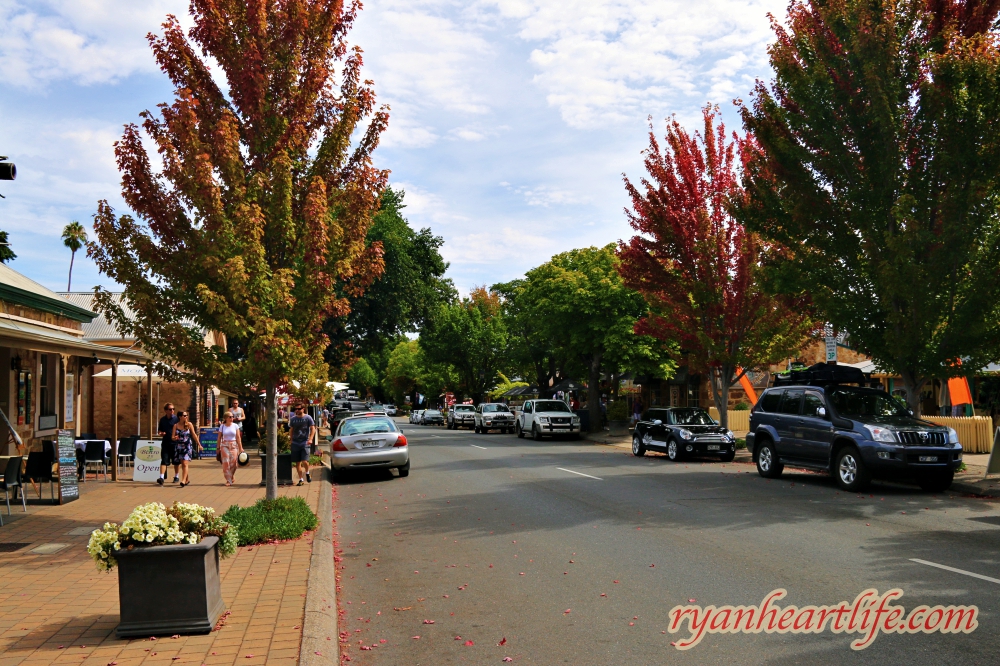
222,496,319,546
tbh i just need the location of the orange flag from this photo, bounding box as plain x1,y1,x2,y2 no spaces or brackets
737,367,758,405
947,376,972,406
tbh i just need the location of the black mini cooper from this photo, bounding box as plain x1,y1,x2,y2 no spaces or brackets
632,407,737,461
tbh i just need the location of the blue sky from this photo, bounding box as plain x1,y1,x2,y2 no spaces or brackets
0,0,785,295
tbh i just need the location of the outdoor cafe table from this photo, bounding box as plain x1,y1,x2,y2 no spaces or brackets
75,440,112,454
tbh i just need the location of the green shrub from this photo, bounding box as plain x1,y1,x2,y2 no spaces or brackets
735,438,747,450
733,401,751,411
222,496,318,546
606,400,629,421
308,453,324,466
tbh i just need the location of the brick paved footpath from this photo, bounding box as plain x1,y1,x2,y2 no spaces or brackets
0,457,324,666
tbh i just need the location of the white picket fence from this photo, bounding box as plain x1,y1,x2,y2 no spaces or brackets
708,408,994,453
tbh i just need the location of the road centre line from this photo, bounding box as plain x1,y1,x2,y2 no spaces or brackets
557,467,603,480
909,558,1000,585
470,445,487,450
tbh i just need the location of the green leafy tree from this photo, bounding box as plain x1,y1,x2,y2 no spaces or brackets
524,245,674,431
421,287,509,403
0,231,15,263
739,0,1000,414
61,221,88,291
493,278,563,396
382,339,423,406
87,1,388,499
324,186,453,366
346,358,379,398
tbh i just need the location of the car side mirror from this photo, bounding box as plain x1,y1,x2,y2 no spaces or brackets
816,407,827,418
653,419,662,426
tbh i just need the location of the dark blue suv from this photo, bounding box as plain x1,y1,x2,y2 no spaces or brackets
747,381,962,492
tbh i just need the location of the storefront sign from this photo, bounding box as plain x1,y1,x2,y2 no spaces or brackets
133,440,162,482
199,427,218,459
57,429,78,504
64,373,75,423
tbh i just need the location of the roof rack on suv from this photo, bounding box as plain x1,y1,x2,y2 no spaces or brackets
771,362,869,387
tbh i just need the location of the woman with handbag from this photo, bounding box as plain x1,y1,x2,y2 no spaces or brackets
171,411,201,487
218,411,244,486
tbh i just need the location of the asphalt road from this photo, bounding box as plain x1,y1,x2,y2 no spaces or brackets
334,420,1000,665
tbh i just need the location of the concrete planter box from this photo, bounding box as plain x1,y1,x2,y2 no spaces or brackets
259,452,294,486
115,536,225,638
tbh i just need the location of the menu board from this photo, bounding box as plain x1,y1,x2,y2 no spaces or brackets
199,427,218,459
57,429,78,504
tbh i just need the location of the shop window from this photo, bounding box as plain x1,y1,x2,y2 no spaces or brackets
38,354,58,430
687,386,699,407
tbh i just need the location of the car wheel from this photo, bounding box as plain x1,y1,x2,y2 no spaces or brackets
918,470,954,492
632,435,646,457
517,423,525,439
667,439,683,462
474,424,480,433
755,440,783,478
397,460,410,478
532,425,542,441
719,450,736,463
834,447,870,491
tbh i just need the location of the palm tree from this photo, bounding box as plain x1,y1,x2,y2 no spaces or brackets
61,221,88,291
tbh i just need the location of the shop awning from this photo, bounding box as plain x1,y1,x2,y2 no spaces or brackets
0,317,146,361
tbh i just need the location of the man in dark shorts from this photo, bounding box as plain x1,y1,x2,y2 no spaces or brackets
289,404,316,486
157,403,179,485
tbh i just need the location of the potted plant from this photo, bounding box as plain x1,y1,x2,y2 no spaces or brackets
259,427,294,485
88,502,238,637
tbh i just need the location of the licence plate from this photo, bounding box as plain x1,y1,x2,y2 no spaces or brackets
919,456,938,462
359,440,380,448
707,445,720,451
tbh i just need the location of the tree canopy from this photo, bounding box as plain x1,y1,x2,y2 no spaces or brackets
739,0,1000,413
87,0,388,497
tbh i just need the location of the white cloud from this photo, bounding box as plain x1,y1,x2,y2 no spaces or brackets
0,1,188,88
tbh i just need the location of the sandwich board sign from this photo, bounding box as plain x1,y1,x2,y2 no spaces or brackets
133,440,163,482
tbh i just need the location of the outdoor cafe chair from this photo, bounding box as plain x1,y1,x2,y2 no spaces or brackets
83,440,109,482
0,456,26,523
117,436,137,469
24,451,56,502
79,433,96,440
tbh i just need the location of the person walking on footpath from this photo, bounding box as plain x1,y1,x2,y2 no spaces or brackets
157,403,179,486
218,411,244,486
230,398,245,431
171,410,202,487
289,403,316,486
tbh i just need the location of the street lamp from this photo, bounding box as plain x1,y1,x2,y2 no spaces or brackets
0,156,15,199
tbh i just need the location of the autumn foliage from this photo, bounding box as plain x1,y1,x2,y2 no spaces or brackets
87,0,388,496
618,107,814,426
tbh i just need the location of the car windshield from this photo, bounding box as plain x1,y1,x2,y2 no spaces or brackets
536,400,572,413
671,409,716,425
481,404,510,413
425,410,441,416
454,406,475,412
339,417,397,436
828,388,909,417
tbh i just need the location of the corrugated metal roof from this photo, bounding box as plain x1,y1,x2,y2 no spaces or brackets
59,292,136,341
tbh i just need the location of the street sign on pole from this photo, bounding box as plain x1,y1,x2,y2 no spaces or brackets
825,336,837,363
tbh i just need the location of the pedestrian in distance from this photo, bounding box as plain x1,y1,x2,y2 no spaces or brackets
289,403,316,486
230,398,245,430
218,411,244,486
171,410,202,487
157,403,179,485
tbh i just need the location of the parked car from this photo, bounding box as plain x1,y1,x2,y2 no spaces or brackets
632,407,736,461
410,410,425,424
516,399,581,439
384,404,397,416
422,409,444,426
475,403,515,433
327,408,352,434
448,404,476,430
746,366,962,492
330,413,409,478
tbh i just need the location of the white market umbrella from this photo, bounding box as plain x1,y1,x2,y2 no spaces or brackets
94,366,165,435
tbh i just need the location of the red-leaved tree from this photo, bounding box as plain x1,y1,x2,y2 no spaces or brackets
618,107,815,428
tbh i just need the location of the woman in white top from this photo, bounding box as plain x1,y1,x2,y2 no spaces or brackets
218,411,244,486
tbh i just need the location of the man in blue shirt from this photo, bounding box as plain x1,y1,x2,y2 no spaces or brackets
156,403,179,485
289,404,316,486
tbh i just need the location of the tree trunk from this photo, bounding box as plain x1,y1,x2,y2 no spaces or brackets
265,382,278,500
708,365,734,430
900,371,925,417
588,351,603,433
67,250,76,292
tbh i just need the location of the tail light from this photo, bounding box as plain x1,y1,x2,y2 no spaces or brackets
332,438,348,451
394,434,408,447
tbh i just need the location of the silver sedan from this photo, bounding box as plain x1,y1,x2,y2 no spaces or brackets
331,415,409,477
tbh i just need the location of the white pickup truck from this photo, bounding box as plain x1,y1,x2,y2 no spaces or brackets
516,399,581,440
